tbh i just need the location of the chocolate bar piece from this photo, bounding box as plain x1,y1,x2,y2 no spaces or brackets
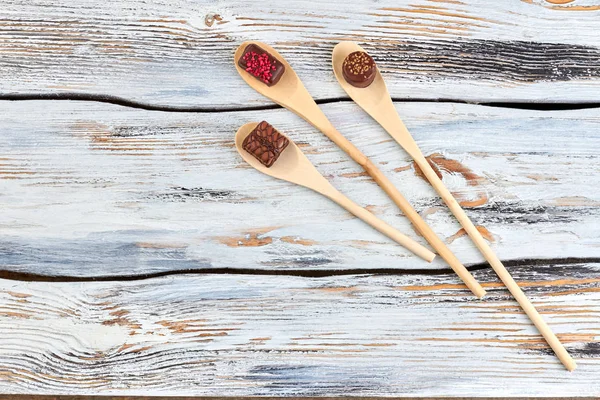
342,51,376,88
238,44,285,86
242,121,289,168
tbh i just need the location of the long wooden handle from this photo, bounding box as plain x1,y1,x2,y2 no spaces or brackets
317,123,486,298
414,156,576,371
324,188,436,262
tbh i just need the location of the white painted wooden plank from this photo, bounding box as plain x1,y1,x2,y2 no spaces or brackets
1,100,599,276
1,262,599,396
2,0,600,106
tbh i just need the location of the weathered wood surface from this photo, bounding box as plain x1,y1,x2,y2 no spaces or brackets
4,398,595,400
1,261,600,396
3,0,600,396
3,0,600,106
1,101,599,277
8,398,590,400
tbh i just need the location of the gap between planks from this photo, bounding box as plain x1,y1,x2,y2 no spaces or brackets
3,93,600,113
1,257,599,282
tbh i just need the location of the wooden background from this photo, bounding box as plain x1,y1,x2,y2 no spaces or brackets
1,0,600,396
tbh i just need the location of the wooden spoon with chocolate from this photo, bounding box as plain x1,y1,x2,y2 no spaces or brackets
235,121,436,263
332,41,576,371
234,41,486,299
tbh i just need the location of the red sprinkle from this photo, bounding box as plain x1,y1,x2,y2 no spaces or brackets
242,51,275,83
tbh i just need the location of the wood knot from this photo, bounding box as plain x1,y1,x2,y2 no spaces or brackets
204,13,222,27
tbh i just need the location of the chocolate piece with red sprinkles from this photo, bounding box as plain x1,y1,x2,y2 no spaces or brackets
238,44,285,86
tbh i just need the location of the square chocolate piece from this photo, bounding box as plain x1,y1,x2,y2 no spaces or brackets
238,44,285,87
242,121,289,168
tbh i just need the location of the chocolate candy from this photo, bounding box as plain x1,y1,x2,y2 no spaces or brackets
342,51,376,88
242,121,289,168
238,44,285,86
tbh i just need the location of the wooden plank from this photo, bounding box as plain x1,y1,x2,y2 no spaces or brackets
1,262,600,396
12,398,592,400
2,396,598,399
1,100,600,277
2,0,600,106
2,398,597,400
5,397,590,400
5,398,595,400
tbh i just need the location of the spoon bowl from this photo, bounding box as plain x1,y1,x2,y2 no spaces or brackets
332,42,390,113
234,122,326,190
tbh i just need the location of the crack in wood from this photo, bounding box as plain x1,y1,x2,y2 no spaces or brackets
3,93,600,112
1,257,599,282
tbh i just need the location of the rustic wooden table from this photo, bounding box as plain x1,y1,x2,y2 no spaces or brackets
1,0,600,397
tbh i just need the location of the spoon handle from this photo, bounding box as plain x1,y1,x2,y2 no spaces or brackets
321,187,436,263
311,116,485,298
413,155,576,371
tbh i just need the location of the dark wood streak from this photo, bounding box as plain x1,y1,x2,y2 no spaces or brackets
151,186,242,202
465,201,600,225
369,39,600,83
538,341,600,359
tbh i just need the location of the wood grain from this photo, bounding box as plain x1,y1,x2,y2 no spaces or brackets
2,0,600,106
1,261,600,396
1,101,599,277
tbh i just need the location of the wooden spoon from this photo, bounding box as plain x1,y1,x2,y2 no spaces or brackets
235,122,435,262
234,41,485,298
332,41,576,371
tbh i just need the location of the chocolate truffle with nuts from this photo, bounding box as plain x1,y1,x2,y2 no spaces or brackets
342,51,376,88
